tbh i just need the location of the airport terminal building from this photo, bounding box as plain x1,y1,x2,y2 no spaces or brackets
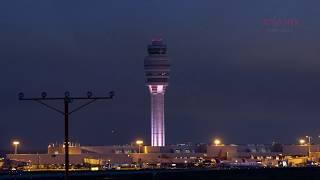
6,143,320,169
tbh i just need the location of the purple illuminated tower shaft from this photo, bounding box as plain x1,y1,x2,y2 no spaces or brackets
150,87,165,146
144,39,170,147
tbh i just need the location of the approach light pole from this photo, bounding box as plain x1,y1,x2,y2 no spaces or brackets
18,91,114,180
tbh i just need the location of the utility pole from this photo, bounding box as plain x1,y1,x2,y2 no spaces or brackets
18,91,114,180
306,136,312,159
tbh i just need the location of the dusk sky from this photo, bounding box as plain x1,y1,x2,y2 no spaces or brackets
1,1,320,150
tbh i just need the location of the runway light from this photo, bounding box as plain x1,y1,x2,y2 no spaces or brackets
90,167,99,171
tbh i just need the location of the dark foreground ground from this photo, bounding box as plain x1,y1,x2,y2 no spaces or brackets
1,167,320,180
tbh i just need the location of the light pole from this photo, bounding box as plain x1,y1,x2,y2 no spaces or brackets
306,136,312,158
318,135,320,152
136,140,143,153
12,141,20,154
19,91,114,180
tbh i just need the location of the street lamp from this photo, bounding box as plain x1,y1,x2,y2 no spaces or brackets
306,136,312,158
299,139,306,145
318,135,320,152
12,141,20,154
136,140,143,153
213,138,221,146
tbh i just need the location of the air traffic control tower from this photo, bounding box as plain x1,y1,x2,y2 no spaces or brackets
144,39,170,147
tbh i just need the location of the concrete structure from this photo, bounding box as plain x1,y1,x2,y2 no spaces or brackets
144,39,170,147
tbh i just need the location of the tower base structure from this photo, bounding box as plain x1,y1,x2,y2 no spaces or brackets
150,86,165,147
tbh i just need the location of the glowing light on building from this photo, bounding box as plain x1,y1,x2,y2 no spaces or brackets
214,138,222,146
136,140,144,145
299,139,306,145
144,39,170,147
144,146,148,154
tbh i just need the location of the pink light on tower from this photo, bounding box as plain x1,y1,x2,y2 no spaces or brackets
144,39,170,147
